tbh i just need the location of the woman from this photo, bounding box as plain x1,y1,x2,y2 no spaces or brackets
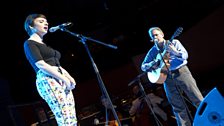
23,13,77,126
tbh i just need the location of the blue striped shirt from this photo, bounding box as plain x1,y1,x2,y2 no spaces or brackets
141,39,188,71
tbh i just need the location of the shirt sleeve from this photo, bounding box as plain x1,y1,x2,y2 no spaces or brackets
172,39,188,60
141,46,158,71
24,41,43,63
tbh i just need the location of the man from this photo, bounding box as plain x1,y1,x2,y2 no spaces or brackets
141,27,204,126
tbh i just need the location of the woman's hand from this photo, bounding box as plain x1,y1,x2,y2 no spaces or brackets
59,67,77,90
66,77,76,90
66,82,76,90
61,76,75,90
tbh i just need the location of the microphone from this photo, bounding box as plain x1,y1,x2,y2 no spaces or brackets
150,39,158,43
49,22,73,32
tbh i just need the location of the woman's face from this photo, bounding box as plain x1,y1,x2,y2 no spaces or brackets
32,17,48,37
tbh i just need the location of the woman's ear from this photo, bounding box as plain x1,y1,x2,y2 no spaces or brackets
29,26,37,33
29,25,33,29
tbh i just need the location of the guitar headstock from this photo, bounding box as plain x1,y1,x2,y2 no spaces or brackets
170,27,183,41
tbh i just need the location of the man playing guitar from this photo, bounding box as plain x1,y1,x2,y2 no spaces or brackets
141,27,204,126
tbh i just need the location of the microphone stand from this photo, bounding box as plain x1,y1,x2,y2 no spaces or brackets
129,73,163,126
61,28,121,126
128,72,146,87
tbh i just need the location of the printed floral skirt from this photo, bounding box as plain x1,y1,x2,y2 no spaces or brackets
36,70,77,126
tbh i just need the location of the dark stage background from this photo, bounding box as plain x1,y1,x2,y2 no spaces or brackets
1,0,224,125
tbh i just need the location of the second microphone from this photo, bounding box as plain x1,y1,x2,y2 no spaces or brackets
49,22,73,33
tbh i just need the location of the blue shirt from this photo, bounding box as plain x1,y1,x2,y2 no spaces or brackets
141,39,188,71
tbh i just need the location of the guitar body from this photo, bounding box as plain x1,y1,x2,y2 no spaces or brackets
147,71,167,84
147,51,169,84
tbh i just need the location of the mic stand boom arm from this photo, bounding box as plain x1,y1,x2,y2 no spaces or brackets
61,28,117,49
61,28,121,126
